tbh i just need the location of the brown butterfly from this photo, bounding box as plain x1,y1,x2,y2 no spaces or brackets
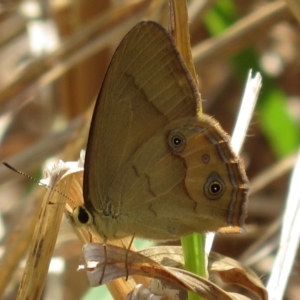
75,21,249,241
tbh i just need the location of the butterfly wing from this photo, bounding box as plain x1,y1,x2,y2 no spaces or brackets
107,116,248,240
83,21,202,238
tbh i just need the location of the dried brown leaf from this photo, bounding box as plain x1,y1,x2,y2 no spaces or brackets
209,252,268,300
80,243,260,300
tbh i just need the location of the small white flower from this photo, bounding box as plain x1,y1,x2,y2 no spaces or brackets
39,152,85,188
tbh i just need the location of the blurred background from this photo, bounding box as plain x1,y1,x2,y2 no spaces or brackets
0,0,299,299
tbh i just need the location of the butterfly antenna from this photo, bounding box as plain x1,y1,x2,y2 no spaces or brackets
2,162,41,184
2,161,72,202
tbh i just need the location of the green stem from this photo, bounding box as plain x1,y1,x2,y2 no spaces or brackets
181,234,206,300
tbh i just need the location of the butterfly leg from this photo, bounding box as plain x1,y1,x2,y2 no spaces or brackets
125,234,135,280
99,237,107,284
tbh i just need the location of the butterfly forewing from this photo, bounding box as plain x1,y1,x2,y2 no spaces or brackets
84,22,199,212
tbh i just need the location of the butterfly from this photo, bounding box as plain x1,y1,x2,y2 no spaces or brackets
75,21,249,241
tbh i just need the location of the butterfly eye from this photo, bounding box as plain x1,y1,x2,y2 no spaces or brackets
204,172,226,200
168,131,186,152
73,206,93,226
